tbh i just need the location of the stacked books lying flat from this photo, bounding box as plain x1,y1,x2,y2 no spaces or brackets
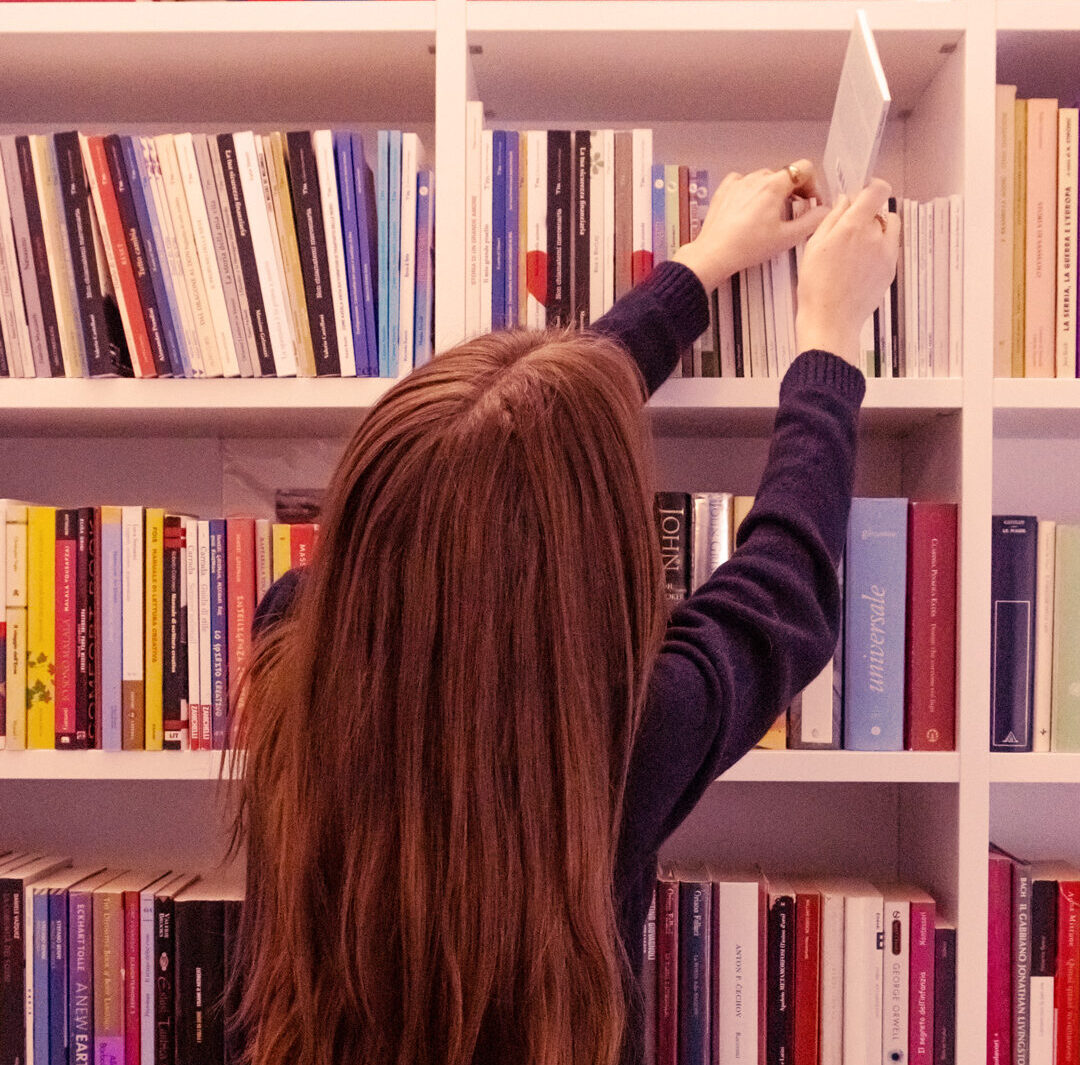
654,494,957,751
0,129,434,379
994,89,1080,378
643,865,956,1065
0,852,241,1065
0,501,314,752
467,110,963,378
986,846,1080,1065
989,515,1080,753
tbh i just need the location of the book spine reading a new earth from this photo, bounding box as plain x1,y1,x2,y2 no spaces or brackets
0,127,431,378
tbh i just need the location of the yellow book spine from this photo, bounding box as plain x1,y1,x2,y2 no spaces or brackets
144,507,164,750
756,713,788,750
6,608,26,750
1013,99,1028,378
733,496,755,540
26,505,56,748
272,524,291,581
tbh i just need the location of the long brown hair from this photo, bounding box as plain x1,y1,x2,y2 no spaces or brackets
229,329,667,1065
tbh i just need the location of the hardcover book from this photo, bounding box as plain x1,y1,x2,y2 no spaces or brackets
654,493,690,604
1052,523,1080,750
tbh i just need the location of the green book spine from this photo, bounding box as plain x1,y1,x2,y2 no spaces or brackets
1052,524,1080,750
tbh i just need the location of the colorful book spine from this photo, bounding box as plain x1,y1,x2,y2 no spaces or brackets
75,508,94,749
905,502,958,750
643,887,657,1065
492,130,507,332
27,505,56,749
209,519,228,750
480,130,493,335
1012,857,1033,1065
1058,879,1080,1065
843,498,908,751
93,887,124,1065
227,518,255,741
678,878,711,1065
162,516,185,751
387,129,403,376
144,508,164,750
413,170,435,366
656,875,679,1065
909,898,937,1064
793,890,821,1065
68,884,96,1065
54,509,78,747
183,517,200,752
33,888,50,1065
48,887,69,1065
991,515,1037,751
197,519,212,751
121,507,144,749
882,892,911,1065
334,133,370,377
350,132,380,377
377,129,392,362
99,507,123,751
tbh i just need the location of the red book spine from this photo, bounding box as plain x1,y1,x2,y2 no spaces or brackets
227,518,255,740
758,881,768,1065
93,507,104,748
86,135,156,378
123,890,142,1065
905,502,958,750
290,524,316,569
55,509,78,745
988,851,1013,1065
677,166,690,248
1057,881,1080,1065
909,900,937,1063
793,891,821,1065
656,878,679,1065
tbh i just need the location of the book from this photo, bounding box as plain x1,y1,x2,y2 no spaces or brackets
1033,518,1056,752
765,877,795,1065
996,86,1018,377
613,131,633,301
351,133,380,376
226,518,255,741
413,169,435,366
678,873,712,1065
655,493,690,603
525,130,547,329
144,508,164,751
712,873,763,1065
546,130,572,328
631,128,653,285
933,924,956,1065
642,887,657,1065
843,498,907,751
27,505,56,749
333,133,369,378
479,129,493,335
1051,523,1080,750
656,871,679,1065
987,848,1013,1065
817,881,846,1065
386,130,402,375
1024,99,1058,378
121,507,144,749
464,102,483,337
572,131,590,329
54,509,78,747
842,883,884,1065
99,506,122,751
1031,865,1060,1065
905,502,957,750
792,885,821,1065
398,131,422,375
908,889,937,1065
991,515,1037,751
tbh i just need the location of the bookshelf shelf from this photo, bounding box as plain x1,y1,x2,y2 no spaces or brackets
0,750,235,781
718,750,960,784
993,380,1080,437
990,753,1080,784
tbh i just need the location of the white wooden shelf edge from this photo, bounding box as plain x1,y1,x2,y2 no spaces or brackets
718,749,960,783
0,750,240,781
994,377,1080,409
990,752,1080,784
997,1,1080,33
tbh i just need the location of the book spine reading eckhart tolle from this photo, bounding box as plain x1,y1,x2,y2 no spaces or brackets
654,493,690,604
991,515,1037,751
843,497,908,751
905,502,958,751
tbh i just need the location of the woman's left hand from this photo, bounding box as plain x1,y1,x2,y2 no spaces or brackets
672,159,831,291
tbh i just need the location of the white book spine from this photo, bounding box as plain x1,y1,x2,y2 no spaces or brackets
526,130,547,329
156,134,222,377
0,151,33,376
255,135,300,372
235,131,298,377
602,129,615,315
175,132,240,378
465,102,484,337
799,662,834,745
843,893,884,1065
140,888,157,1064
1058,110,1079,377
933,197,950,379
717,279,736,378
1034,518,1056,752
747,265,768,378
904,199,917,377
183,516,199,750
770,248,795,373
706,493,733,572
1030,975,1055,1065
690,493,711,593
716,880,759,1065
143,136,203,376
819,888,845,1065
588,129,605,325
949,194,963,377
996,85,1018,377
631,128,652,269
480,129,494,335
881,895,911,1065
919,201,931,378
761,257,778,377
193,133,253,378
197,519,212,749
122,507,144,695
310,130,354,376
399,133,421,376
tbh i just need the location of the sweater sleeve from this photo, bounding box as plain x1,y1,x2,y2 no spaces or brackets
617,350,866,868
590,260,710,396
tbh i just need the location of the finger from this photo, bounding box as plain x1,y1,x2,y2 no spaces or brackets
782,202,831,244
845,178,893,227
770,159,818,199
814,194,849,241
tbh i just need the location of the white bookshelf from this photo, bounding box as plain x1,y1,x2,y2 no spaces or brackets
0,3,1075,1061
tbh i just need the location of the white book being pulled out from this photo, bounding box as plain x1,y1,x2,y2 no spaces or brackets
822,9,891,205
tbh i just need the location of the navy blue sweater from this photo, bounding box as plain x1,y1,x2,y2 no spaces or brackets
252,261,866,1062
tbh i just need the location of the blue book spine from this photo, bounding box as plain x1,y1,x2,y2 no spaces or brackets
123,137,192,378
333,133,370,376
68,890,93,1065
843,497,908,750
101,515,122,751
34,891,50,1065
652,164,667,267
48,890,67,1065
413,170,435,366
209,519,228,750
351,133,379,377
677,880,710,1065
387,130,402,378
376,131,390,376
504,132,519,329
991,515,1038,751
491,131,507,331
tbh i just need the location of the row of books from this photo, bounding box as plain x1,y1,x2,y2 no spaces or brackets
643,864,956,1065
0,129,434,379
0,501,314,752
994,89,1080,378
0,851,240,1065
986,845,1080,1065
654,494,957,751
990,515,1080,753
466,115,962,378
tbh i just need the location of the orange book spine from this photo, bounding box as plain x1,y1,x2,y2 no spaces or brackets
290,524,316,569
226,518,255,740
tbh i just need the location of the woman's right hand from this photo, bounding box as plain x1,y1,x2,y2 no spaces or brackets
795,178,900,367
